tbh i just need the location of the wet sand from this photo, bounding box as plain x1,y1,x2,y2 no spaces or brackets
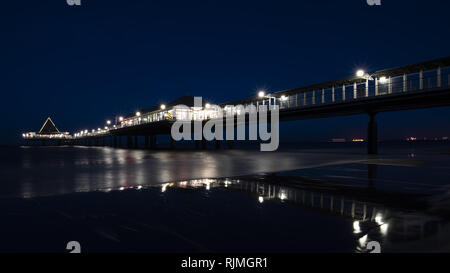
0,144,441,198
0,173,449,253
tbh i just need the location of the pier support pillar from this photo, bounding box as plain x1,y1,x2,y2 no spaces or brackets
367,113,378,155
134,136,138,148
150,135,157,149
127,136,132,148
227,140,233,149
113,136,117,147
202,139,206,150
144,136,149,148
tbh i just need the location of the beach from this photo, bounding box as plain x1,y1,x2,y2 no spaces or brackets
0,142,449,252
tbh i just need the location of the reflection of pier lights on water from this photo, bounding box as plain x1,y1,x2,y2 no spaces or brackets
161,178,390,221
241,180,445,252
156,177,446,252
244,180,382,222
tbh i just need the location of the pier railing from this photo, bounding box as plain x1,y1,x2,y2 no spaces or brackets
235,65,450,111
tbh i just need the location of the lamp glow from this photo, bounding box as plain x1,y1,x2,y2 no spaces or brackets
136,112,141,117
379,76,388,84
375,213,384,225
258,91,265,98
160,104,166,110
356,70,365,77
358,234,368,246
353,221,361,233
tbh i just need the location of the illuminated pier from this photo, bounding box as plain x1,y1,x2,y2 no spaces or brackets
22,56,450,154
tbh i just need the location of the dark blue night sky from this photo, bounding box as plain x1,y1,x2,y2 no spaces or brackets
1,0,450,144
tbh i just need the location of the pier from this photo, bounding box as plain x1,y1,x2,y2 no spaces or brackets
22,57,450,154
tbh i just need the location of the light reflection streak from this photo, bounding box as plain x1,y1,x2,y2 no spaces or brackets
87,175,447,253
14,145,448,254
161,183,170,192
358,234,368,246
136,177,444,253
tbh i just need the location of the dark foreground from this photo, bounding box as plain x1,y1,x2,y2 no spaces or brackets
1,173,450,253
0,143,450,252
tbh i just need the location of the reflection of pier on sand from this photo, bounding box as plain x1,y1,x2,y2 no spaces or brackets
148,174,450,253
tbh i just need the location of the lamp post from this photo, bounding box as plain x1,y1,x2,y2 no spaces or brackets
257,90,276,109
